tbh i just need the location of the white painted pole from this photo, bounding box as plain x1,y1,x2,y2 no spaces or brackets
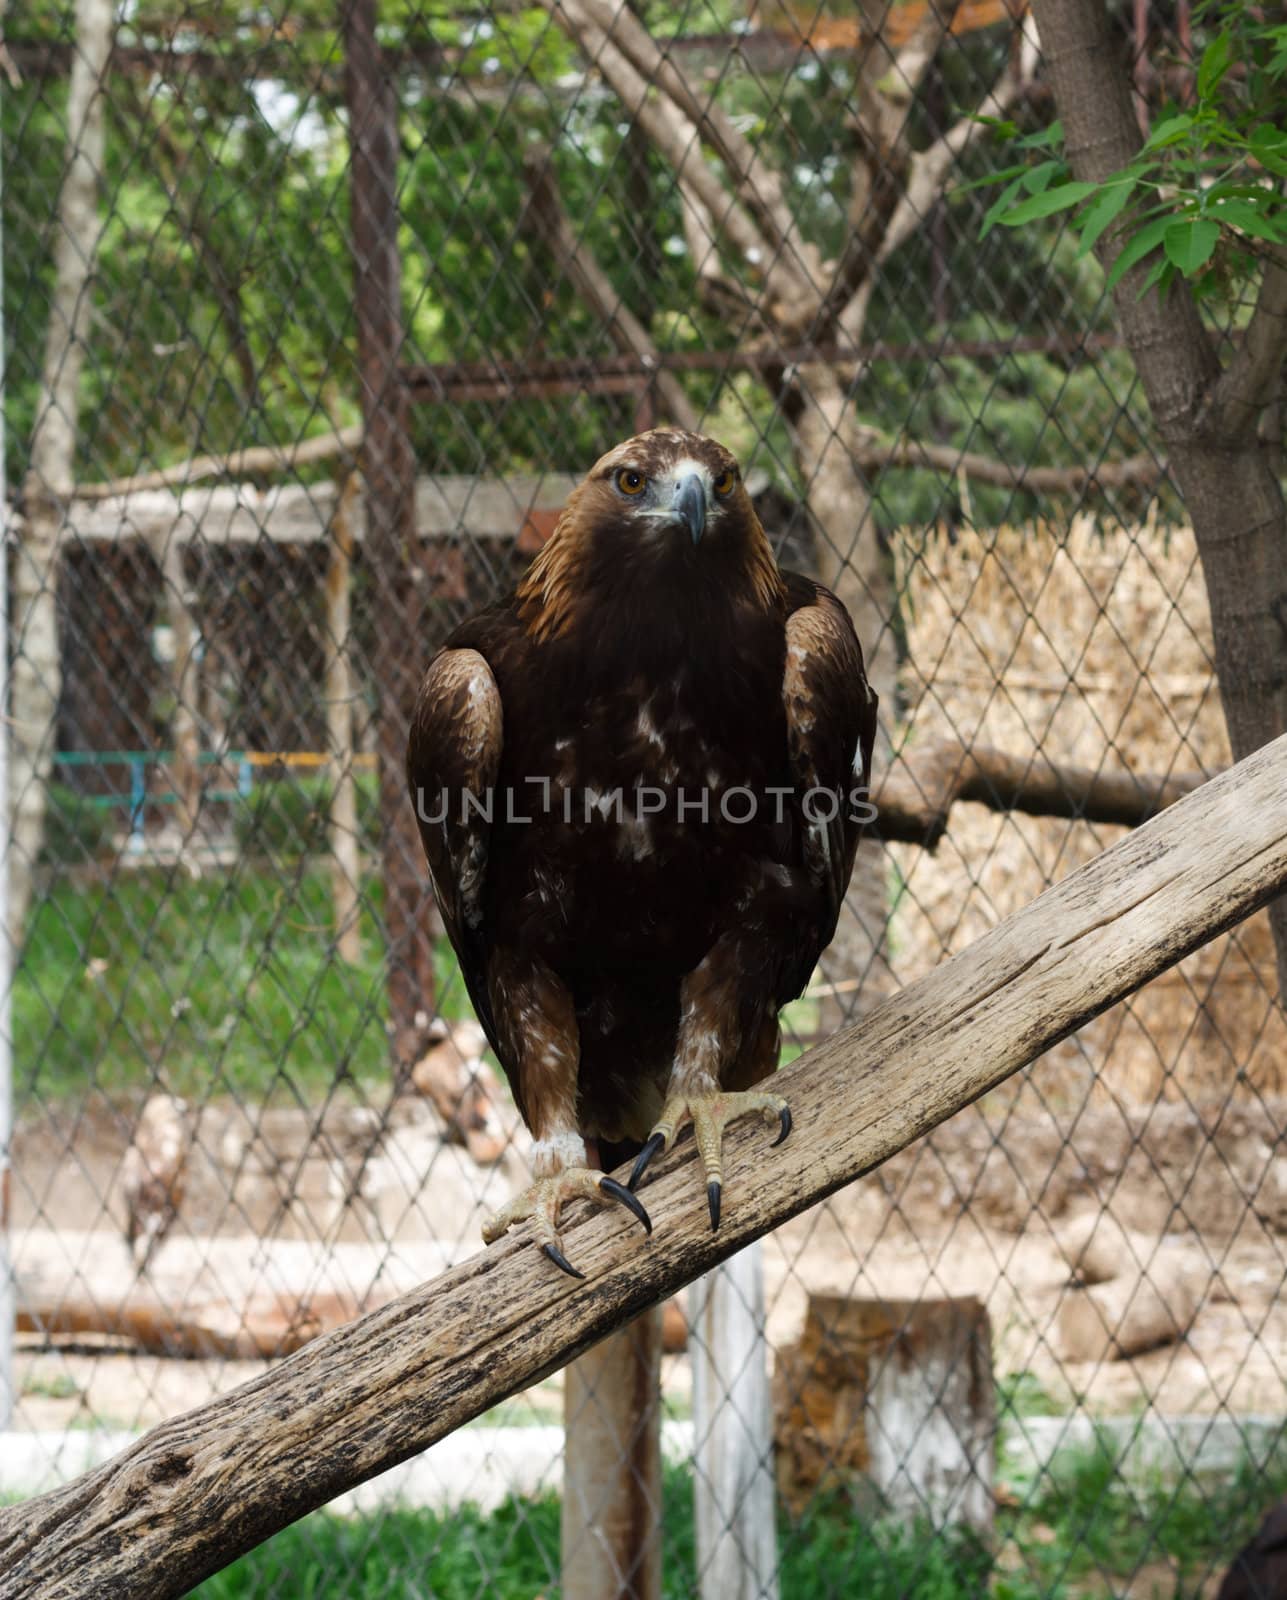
0,53,14,1431
690,1239,780,1600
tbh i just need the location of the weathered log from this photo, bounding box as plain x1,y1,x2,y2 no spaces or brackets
15,1292,329,1362
1,734,1286,1599
875,737,1206,846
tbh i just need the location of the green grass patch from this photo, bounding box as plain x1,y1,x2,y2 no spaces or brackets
189,1443,1287,1600
195,1469,991,1600
13,867,474,1107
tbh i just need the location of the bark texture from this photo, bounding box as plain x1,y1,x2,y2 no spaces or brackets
1,732,1285,1599
345,0,436,1064
1031,0,1287,1000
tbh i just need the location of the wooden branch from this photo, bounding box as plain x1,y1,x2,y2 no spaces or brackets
836,46,1029,343
15,1291,333,1362
3,734,1287,1598
68,425,363,500
522,148,699,432
1212,256,1287,441
570,0,821,295
540,0,812,316
849,430,1165,494
875,737,1206,848
50,441,1161,554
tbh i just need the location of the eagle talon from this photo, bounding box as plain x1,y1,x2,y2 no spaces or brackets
628,1131,667,1192
632,1086,792,1227
483,1163,649,1277
599,1175,653,1235
543,1242,585,1280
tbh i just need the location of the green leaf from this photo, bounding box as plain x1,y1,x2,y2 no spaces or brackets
1163,216,1220,274
1141,254,1175,297
1104,215,1174,288
1075,180,1136,257
1000,180,1099,226
1142,113,1196,153
957,162,1030,194
1197,32,1233,101
1207,198,1287,242
1250,125,1287,175
980,175,1027,238
1017,120,1063,151
1019,159,1065,195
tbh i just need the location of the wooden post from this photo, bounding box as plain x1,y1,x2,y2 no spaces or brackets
325,470,361,964
344,0,435,1063
2,733,1287,1598
562,1306,663,1600
157,534,201,838
690,1241,779,1600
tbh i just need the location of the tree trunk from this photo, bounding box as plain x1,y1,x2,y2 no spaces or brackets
10,0,113,944
1031,0,1287,1002
789,366,900,1017
345,0,436,1068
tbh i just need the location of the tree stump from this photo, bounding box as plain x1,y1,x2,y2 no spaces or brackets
773,1294,995,1534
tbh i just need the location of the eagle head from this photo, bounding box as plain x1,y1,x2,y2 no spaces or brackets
518,429,783,638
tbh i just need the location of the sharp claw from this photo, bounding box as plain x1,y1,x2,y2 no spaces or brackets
708,1180,721,1232
600,1176,653,1236
628,1131,666,1192
771,1105,793,1148
542,1242,585,1280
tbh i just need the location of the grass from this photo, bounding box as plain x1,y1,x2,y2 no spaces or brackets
189,1443,1287,1600
195,1468,990,1600
15,864,815,1106
13,866,473,1107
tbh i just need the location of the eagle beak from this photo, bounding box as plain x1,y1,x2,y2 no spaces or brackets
672,471,707,545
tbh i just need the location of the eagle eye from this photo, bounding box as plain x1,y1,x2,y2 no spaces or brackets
713,468,736,498
616,467,647,497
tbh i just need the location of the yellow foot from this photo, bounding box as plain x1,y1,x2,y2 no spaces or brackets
627,1087,792,1230
481,1168,651,1279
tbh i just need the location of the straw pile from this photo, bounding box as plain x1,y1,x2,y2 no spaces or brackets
889,513,1286,1106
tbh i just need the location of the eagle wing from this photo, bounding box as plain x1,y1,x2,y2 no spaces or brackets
406,647,504,1052
781,579,879,947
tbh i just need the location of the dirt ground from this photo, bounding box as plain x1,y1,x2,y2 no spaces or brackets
10,1092,1287,1439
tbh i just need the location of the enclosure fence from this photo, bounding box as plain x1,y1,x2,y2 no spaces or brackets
3,0,1286,1596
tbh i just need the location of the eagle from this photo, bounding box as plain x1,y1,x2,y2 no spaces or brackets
407,429,877,1276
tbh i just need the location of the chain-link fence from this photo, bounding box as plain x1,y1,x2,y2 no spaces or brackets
4,0,1286,1594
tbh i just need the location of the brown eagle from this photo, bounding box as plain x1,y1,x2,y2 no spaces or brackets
407,429,876,1275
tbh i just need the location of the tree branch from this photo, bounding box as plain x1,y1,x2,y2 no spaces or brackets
522,148,699,431
540,0,813,317
572,0,820,294
836,37,1032,343
67,425,363,500
875,737,1206,848
2,736,1286,1598
1212,256,1287,441
848,428,1164,493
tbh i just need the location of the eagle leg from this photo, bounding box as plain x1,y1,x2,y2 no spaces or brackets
628,1088,791,1230
481,1168,651,1278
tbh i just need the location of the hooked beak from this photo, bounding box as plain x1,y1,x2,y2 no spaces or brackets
672,471,707,545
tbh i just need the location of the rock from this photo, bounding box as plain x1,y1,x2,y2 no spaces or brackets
1057,1259,1201,1362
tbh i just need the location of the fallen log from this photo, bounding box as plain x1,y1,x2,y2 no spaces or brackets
1,732,1285,1599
